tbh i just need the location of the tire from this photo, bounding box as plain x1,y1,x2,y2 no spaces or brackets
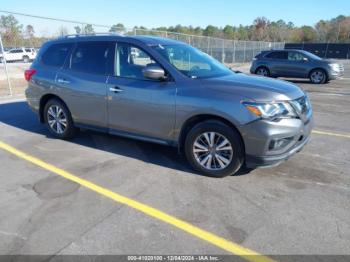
309,69,326,84
184,120,244,178
23,56,30,63
43,98,77,139
255,66,270,77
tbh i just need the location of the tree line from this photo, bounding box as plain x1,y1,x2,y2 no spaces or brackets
0,14,349,48
136,15,350,43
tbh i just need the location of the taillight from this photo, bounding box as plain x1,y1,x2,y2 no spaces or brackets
24,69,36,81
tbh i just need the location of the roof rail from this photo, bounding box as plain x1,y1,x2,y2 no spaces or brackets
60,32,124,39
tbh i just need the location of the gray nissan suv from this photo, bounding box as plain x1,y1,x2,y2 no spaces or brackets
25,35,313,177
250,49,344,84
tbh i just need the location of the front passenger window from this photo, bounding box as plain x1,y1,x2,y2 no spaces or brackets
115,43,160,80
288,52,304,61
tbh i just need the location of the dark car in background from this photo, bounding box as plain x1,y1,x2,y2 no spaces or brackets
250,49,344,84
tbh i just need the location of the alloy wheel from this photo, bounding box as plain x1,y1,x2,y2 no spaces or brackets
47,105,67,134
193,132,233,170
256,67,269,76
310,70,324,83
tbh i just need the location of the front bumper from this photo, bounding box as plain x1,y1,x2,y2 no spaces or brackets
245,134,311,168
240,116,313,169
328,70,344,80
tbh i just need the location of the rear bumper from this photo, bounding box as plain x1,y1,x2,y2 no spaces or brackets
25,86,40,114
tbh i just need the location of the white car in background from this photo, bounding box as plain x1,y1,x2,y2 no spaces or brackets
0,47,37,63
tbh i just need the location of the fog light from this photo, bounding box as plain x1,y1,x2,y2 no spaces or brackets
269,137,293,150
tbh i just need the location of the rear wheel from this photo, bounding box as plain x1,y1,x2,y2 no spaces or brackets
309,69,326,84
43,99,77,139
255,66,270,77
184,120,244,177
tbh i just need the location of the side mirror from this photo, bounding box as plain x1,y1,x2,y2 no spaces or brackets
143,65,166,81
302,57,308,62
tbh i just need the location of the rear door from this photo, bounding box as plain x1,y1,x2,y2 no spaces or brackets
55,41,114,128
106,42,176,142
32,43,74,106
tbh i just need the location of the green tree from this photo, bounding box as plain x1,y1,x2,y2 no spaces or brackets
82,24,94,34
291,26,317,42
0,15,23,46
233,25,248,40
109,23,125,33
74,26,81,34
203,25,220,37
223,25,235,39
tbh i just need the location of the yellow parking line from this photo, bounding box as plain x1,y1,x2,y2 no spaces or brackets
0,140,274,262
312,130,350,139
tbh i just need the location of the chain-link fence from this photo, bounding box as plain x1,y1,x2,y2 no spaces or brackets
134,28,284,65
0,13,284,97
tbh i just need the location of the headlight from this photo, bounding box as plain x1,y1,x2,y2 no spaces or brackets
243,101,297,120
330,63,340,71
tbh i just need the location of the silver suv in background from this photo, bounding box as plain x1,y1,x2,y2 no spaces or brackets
250,49,344,84
25,35,313,177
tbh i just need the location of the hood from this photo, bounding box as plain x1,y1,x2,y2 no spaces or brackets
321,59,339,65
201,73,305,102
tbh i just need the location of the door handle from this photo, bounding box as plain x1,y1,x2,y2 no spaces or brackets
109,87,124,93
57,78,70,84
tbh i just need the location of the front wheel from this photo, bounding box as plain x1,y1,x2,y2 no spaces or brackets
44,99,77,139
255,66,270,77
185,120,244,177
310,69,326,84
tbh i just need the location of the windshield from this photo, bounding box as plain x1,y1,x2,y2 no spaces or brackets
152,44,233,79
301,50,322,60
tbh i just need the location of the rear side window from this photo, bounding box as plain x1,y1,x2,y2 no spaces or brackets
25,48,31,52
70,41,112,75
41,43,73,67
265,51,287,59
10,49,23,53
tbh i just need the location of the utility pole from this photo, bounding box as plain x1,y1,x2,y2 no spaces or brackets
0,33,13,96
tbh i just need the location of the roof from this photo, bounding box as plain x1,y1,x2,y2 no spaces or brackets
50,34,184,46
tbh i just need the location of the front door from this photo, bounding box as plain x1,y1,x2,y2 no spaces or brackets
107,43,176,143
285,51,309,78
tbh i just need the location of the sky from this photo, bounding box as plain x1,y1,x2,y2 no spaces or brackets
1,0,349,36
